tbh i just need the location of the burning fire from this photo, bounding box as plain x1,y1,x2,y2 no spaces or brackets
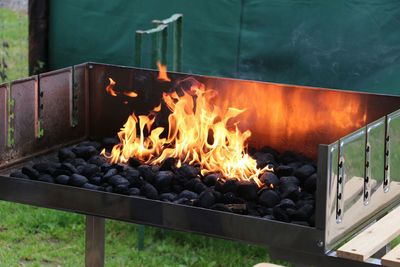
102,64,271,186
157,61,171,82
105,78,138,98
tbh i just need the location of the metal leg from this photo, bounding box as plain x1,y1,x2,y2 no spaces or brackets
85,215,105,267
137,224,145,251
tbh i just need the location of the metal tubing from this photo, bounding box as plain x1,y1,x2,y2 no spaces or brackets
85,215,105,267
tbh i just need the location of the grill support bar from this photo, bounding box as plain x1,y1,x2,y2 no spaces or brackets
85,215,105,267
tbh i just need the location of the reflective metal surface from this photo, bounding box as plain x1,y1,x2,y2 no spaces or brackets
87,63,400,159
325,113,400,251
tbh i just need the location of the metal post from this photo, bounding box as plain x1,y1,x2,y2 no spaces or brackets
173,15,183,72
152,14,183,72
137,224,145,251
85,215,105,267
134,32,142,67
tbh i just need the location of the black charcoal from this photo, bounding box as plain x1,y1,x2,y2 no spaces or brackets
178,190,198,200
22,167,40,180
198,190,215,208
236,181,258,200
69,174,88,187
55,175,70,185
259,190,280,208
38,174,54,183
128,187,141,196
159,157,176,171
141,183,158,199
294,164,316,180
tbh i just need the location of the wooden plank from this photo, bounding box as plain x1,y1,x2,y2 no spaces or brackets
382,243,400,267
337,205,400,262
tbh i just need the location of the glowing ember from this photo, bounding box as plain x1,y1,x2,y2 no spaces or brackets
102,72,272,186
157,61,171,82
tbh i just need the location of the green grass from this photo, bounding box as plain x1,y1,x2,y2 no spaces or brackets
0,7,285,267
0,201,283,267
0,7,28,82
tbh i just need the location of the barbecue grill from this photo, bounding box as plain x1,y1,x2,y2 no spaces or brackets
1,62,400,266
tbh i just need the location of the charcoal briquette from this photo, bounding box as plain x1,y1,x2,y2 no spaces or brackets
88,155,106,166
159,192,177,201
219,179,238,194
138,165,157,183
294,164,316,180
280,176,300,186
55,175,70,185
61,163,78,174
83,183,101,191
176,164,199,179
272,206,290,222
80,164,100,178
58,148,76,162
108,175,130,187
141,183,158,199
128,157,141,168
259,172,279,187
78,141,101,150
103,168,118,181
89,176,103,186
114,184,130,194
159,157,176,171
258,189,280,208
72,146,97,160
101,137,119,150
203,174,218,186
274,165,294,177
22,166,40,180
32,163,51,174
221,192,245,204
236,181,258,200
193,181,207,194
128,187,141,196
178,190,198,200
277,198,296,210
303,173,317,193
69,174,89,187
198,190,215,208
154,171,174,189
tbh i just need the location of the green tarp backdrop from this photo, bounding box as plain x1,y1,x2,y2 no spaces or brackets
49,0,400,94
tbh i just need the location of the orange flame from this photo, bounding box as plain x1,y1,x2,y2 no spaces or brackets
106,78,118,96
102,80,272,186
123,91,138,98
105,78,138,98
157,61,171,82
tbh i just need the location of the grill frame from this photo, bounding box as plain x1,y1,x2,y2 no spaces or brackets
1,62,400,263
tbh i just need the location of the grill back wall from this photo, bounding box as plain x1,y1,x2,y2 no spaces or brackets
1,62,400,254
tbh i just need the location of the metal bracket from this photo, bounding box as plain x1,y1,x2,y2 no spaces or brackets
6,84,14,148
35,75,44,139
71,66,79,127
384,117,391,193
336,147,345,223
364,138,371,205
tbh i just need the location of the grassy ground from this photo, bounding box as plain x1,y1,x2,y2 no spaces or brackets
0,7,285,267
0,7,28,82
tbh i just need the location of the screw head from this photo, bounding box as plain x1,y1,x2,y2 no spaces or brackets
317,240,324,247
